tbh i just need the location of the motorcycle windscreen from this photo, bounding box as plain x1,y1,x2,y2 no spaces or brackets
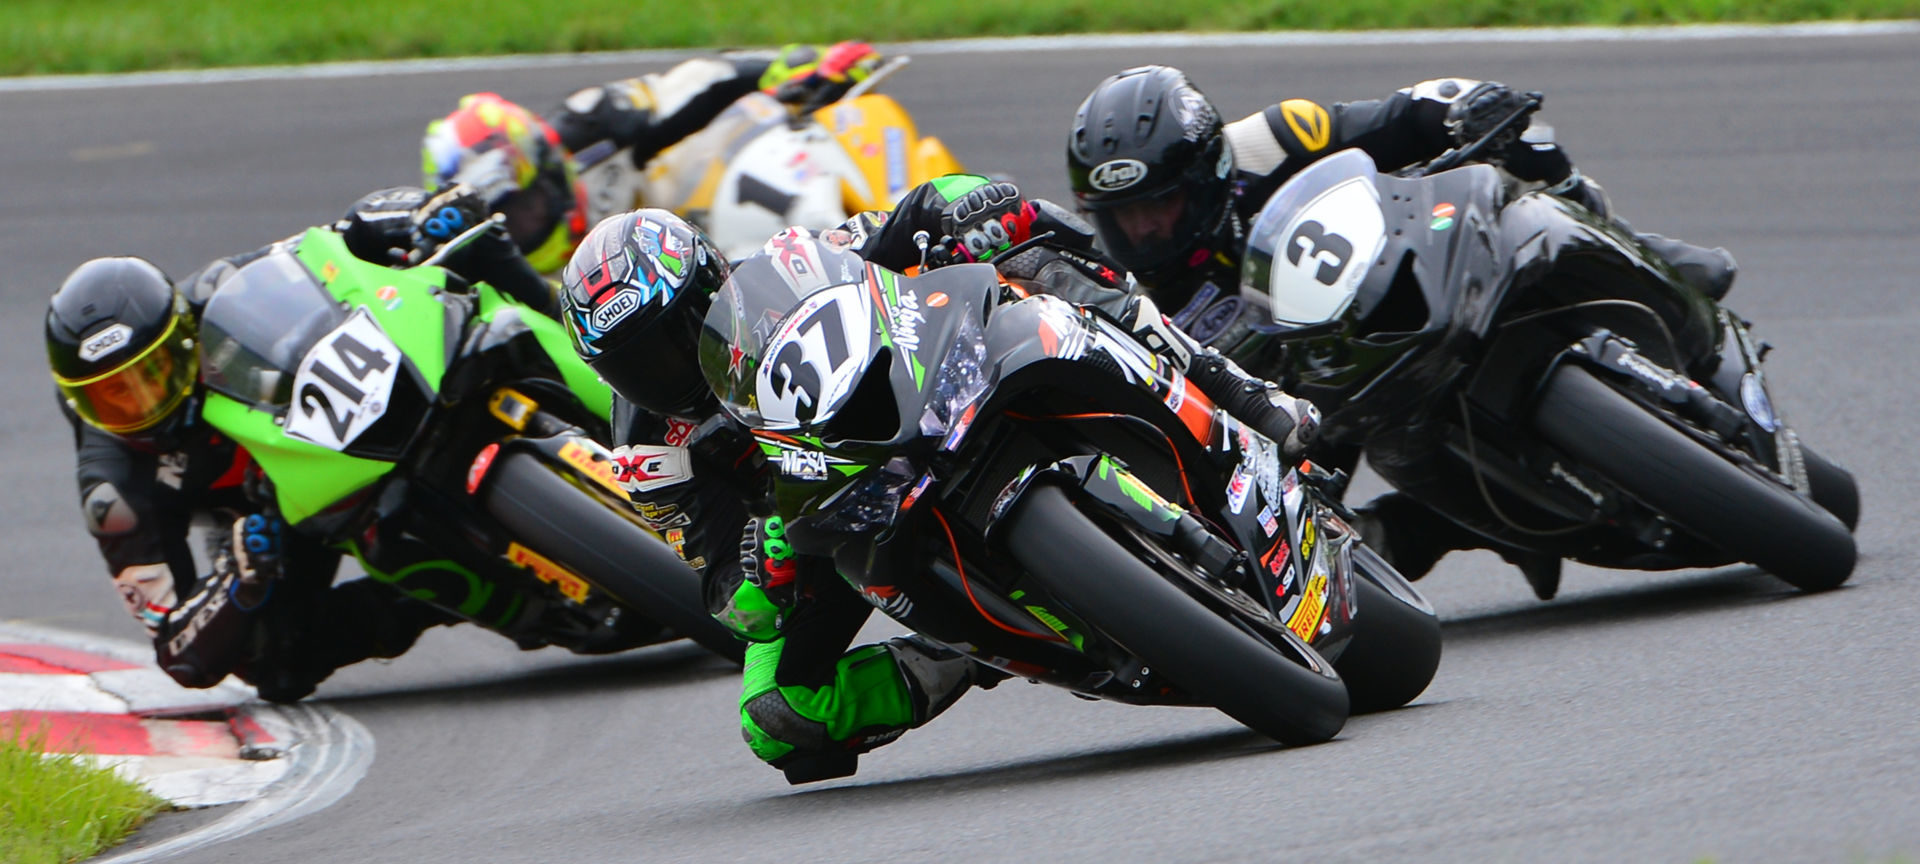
199,251,345,409
1241,149,1389,329
701,234,881,432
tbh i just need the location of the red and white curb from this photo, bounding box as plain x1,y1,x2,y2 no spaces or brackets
1,622,372,862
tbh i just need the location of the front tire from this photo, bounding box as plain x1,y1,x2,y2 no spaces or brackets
484,451,746,664
1334,544,1443,713
1532,365,1855,592
1003,484,1349,745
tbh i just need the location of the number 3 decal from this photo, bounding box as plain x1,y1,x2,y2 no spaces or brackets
1284,220,1354,286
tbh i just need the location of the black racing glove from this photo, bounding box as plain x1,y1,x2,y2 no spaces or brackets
931,181,1038,266
340,186,433,265
1445,82,1539,148
410,184,494,254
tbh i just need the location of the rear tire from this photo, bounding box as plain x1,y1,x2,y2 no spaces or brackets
484,451,746,664
1004,484,1348,746
1533,365,1854,592
1334,546,1443,713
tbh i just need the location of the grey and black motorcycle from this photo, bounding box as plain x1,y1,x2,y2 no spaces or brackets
1219,100,1857,593
700,234,1444,768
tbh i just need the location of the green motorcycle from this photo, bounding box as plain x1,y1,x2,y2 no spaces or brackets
195,226,743,663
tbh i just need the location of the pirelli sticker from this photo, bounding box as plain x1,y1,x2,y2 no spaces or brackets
558,438,628,499
1279,99,1332,152
508,542,590,604
1287,573,1329,641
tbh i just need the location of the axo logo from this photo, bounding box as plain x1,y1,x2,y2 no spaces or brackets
1089,159,1148,192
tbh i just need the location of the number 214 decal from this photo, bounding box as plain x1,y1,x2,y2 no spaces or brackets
285,308,401,451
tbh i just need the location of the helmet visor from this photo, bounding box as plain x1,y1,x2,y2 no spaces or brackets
1084,176,1224,278
56,315,197,434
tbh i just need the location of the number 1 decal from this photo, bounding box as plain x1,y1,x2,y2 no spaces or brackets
284,308,403,451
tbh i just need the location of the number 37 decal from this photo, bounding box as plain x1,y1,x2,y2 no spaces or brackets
285,308,401,451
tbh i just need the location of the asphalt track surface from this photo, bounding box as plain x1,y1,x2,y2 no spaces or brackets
5,31,1919,863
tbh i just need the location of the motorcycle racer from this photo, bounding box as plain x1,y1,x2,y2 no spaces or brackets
1062,66,1739,598
50,186,552,702
422,41,886,273
560,192,1321,782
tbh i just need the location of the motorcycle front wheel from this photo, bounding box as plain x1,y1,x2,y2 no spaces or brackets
1532,365,1855,592
1002,484,1349,746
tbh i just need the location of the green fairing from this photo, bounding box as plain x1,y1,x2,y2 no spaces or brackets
474,283,613,420
202,392,393,526
294,228,451,386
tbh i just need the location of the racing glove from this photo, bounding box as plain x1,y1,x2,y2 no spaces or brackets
716,516,799,641
765,42,883,110
411,184,561,317
1445,82,1539,148
932,181,1038,265
340,186,433,265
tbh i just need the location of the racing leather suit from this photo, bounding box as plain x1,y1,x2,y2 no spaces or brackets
66,196,558,702
610,175,1318,782
1128,78,1734,596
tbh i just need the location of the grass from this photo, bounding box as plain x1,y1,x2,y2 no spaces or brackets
1,0,1916,77
0,725,166,864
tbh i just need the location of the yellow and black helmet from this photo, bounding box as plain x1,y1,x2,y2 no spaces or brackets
47,257,198,438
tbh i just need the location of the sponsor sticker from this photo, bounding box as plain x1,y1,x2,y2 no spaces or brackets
507,542,590,603
466,442,500,495
1430,202,1456,231
610,444,693,493
78,323,134,362
1257,504,1280,538
1089,158,1148,192
590,287,642,331
1225,465,1253,515
1287,573,1328,640
559,439,627,497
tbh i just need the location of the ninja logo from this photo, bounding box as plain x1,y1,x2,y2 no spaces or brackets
1089,159,1148,192
79,323,134,362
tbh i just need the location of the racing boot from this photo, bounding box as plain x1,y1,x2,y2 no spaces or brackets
751,634,1006,785
1554,175,1736,301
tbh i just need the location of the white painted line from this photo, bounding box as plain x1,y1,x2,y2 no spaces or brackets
0,672,130,713
95,703,376,864
1,623,375,862
0,21,1914,93
81,754,292,808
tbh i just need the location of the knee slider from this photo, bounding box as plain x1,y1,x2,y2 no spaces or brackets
742,690,830,758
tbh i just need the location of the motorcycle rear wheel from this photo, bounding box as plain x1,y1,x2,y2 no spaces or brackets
1533,365,1855,592
483,451,746,664
1003,484,1349,746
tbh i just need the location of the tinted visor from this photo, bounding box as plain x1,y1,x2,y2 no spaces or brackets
1084,175,1227,278
56,315,197,434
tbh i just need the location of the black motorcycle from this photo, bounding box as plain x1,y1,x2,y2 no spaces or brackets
1221,101,1857,592
699,234,1444,756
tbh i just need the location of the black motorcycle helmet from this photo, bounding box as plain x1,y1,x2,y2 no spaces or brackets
47,257,198,440
561,209,729,417
1067,66,1236,293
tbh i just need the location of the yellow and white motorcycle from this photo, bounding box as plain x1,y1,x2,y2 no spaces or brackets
574,58,964,259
